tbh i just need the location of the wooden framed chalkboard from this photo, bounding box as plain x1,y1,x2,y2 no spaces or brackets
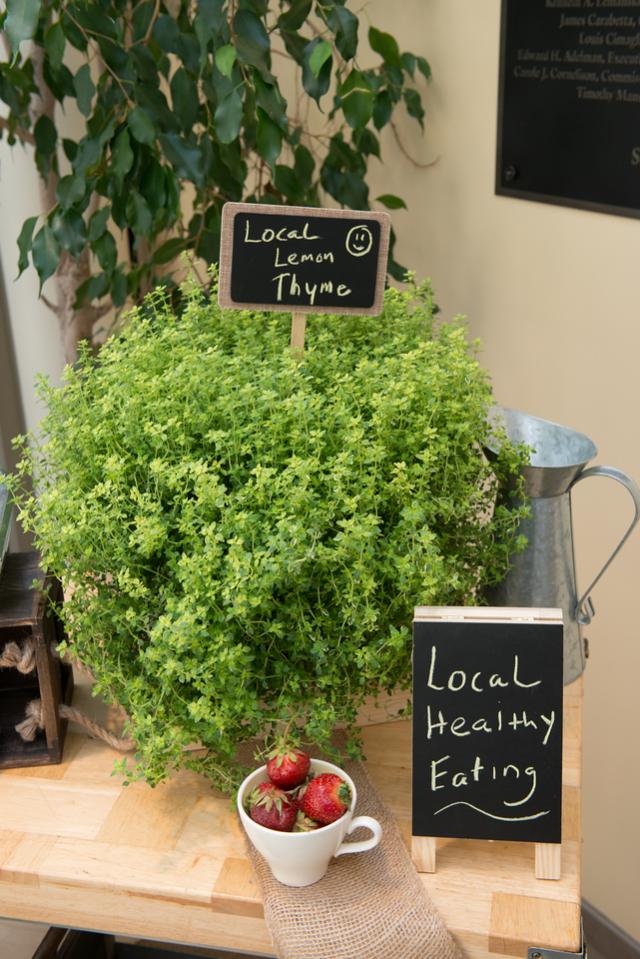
412,607,564,877
497,0,640,217
218,203,390,316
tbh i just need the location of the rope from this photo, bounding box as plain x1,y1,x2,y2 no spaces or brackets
0,640,37,674
0,638,61,674
15,699,136,752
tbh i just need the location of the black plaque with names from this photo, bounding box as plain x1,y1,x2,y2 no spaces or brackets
219,203,390,316
497,0,640,217
412,616,564,844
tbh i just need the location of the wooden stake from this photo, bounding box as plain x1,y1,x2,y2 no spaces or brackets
290,312,306,354
535,842,561,880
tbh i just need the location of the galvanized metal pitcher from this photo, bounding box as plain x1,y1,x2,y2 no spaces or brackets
484,407,640,683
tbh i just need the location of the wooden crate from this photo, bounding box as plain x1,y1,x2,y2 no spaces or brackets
0,551,73,768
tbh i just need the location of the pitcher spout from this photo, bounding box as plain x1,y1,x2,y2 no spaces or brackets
485,406,597,498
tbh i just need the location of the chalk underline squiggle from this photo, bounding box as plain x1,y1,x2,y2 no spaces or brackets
433,801,550,822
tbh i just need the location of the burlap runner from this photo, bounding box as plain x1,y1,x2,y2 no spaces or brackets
246,759,463,959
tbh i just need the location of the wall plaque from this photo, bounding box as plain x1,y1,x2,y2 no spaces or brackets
497,0,640,217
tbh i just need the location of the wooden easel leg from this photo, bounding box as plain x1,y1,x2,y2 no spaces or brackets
412,836,436,873
535,842,561,880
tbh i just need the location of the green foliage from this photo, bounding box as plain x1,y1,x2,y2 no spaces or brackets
4,278,529,793
1,0,432,317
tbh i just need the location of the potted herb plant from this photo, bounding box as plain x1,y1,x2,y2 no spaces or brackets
4,276,528,793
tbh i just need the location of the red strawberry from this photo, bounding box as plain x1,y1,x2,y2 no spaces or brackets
247,781,296,831
266,746,311,790
301,773,351,825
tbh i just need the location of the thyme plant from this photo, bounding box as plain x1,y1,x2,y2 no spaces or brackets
6,278,528,792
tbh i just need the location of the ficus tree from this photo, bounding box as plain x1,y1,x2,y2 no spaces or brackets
0,0,431,362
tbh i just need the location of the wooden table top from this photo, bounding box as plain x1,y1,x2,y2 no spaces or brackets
0,676,582,959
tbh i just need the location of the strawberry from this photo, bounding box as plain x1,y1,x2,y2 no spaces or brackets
301,773,351,825
266,745,311,790
247,781,297,831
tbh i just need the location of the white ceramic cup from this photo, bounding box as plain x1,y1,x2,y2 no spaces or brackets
237,758,382,887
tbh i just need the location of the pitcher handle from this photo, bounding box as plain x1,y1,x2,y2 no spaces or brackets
572,465,640,624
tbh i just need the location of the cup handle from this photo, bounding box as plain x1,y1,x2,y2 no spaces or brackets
334,815,382,856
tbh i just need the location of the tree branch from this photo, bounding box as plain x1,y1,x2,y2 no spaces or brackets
390,120,439,170
41,294,62,317
0,116,35,146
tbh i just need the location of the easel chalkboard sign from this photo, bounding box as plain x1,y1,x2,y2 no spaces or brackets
218,203,390,353
412,607,564,880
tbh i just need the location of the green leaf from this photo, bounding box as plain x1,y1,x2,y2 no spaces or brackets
31,225,59,291
152,15,180,53
274,165,300,202
401,52,416,77
171,68,199,132
5,0,41,53
92,230,117,273
128,107,156,146
111,129,134,179
294,144,314,185
302,38,332,104
61,11,87,51
197,0,226,33
34,115,57,156
16,215,38,278
233,10,271,77
416,55,431,81
111,269,128,308
339,70,373,130
51,209,87,257
152,237,187,265
56,175,86,210
70,6,119,42
160,133,205,186
354,128,380,159
373,90,392,130
214,91,243,144
63,139,78,162
132,1,155,42
403,88,424,128
368,27,401,67
277,0,312,32
74,64,95,117
376,193,407,210
254,75,287,128
74,272,109,307
309,39,331,79
256,107,282,171
126,191,153,236
328,6,358,61
88,207,111,243
195,1,227,64
215,44,237,78
44,22,66,72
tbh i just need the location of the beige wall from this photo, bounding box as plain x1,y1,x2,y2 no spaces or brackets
0,147,65,434
1,0,638,940
366,0,640,939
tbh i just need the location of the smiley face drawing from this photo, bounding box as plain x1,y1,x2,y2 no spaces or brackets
345,224,373,257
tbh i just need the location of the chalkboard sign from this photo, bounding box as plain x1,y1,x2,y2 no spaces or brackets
412,608,564,845
497,0,640,217
218,203,391,315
